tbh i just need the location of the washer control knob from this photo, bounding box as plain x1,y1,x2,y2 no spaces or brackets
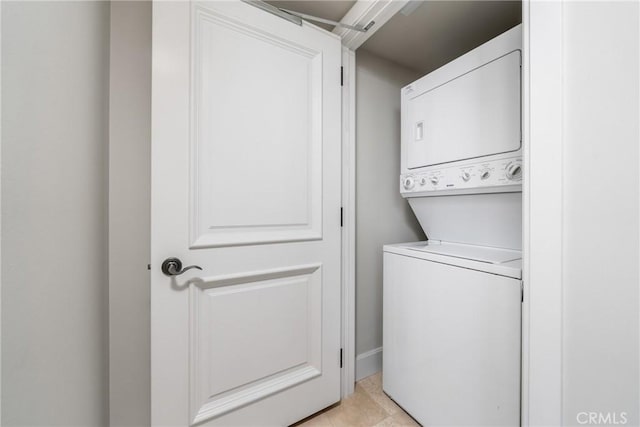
419,177,427,186
461,171,471,182
505,161,523,181
430,176,439,185
403,176,415,190
481,170,491,180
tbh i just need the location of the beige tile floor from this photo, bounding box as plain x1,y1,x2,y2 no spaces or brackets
294,373,420,427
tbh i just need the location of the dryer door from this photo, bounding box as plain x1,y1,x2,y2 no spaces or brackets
405,50,521,169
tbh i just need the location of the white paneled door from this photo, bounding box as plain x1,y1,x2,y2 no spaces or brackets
151,1,342,425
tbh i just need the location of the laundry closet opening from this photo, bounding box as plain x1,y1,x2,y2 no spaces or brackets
350,0,522,383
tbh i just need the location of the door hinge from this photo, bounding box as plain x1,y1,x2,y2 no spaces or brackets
340,207,343,227
340,66,344,86
340,348,343,368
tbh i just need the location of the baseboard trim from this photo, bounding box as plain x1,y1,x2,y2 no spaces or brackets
355,347,382,381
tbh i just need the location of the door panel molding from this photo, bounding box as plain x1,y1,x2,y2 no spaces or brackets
192,365,321,425
189,264,323,424
190,4,324,248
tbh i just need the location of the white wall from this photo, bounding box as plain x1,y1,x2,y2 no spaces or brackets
1,1,110,425
355,50,425,379
561,2,639,425
109,2,151,426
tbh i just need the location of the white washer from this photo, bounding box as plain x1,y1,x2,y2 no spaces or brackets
383,241,522,426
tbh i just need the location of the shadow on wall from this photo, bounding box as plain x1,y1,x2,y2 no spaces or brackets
355,50,426,373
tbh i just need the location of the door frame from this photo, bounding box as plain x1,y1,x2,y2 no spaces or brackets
521,1,564,425
0,2,3,421
333,0,409,51
335,0,409,398
340,46,356,397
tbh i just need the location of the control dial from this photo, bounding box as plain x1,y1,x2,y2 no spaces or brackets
403,176,415,190
480,170,491,180
505,161,523,181
461,171,471,182
419,177,427,186
429,176,439,185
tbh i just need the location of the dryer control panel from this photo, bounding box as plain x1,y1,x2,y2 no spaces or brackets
400,157,522,197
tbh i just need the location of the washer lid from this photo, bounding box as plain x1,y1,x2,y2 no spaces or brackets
383,241,522,279
407,241,521,264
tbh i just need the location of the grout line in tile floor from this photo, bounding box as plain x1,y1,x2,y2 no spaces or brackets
293,372,420,427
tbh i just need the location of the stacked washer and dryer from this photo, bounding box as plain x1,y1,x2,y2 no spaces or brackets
383,25,523,426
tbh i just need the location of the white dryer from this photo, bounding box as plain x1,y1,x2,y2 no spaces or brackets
400,24,523,200
383,24,524,426
383,242,522,426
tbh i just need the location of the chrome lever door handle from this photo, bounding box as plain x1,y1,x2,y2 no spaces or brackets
161,257,203,276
